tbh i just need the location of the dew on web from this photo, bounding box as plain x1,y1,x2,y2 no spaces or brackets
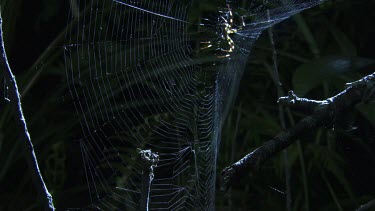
2,77,10,102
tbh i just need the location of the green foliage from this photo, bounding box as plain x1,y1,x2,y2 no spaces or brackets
218,1,375,210
0,0,374,210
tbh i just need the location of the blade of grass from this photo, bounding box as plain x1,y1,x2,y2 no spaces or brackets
293,14,320,58
322,171,344,211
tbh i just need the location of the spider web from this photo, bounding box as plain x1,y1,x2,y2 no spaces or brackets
63,0,325,210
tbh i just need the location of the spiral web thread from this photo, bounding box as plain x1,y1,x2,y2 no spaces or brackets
64,0,325,210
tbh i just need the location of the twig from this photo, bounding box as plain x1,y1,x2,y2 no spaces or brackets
221,72,375,190
278,90,326,111
138,148,159,211
356,199,375,211
0,11,55,211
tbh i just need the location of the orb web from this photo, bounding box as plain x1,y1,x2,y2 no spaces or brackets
63,0,325,210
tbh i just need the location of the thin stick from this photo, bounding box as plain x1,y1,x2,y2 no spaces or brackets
138,149,159,211
221,72,375,190
0,11,55,211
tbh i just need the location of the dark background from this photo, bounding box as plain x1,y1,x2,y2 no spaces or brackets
0,0,375,210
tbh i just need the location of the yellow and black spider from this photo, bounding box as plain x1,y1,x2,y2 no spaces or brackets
199,4,245,58
217,4,237,58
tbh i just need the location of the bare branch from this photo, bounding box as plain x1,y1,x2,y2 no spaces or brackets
356,199,375,211
0,11,55,211
221,72,375,191
278,90,326,111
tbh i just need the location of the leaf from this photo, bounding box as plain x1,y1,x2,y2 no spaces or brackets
293,55,375,96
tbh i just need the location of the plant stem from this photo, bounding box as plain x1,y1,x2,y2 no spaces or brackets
0,11,55,211
266,10,292,211
138,149,159,211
